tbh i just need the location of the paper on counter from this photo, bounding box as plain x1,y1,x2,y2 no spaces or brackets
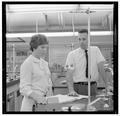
47,94,88,104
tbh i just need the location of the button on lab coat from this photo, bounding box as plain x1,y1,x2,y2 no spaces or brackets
20,55,52,111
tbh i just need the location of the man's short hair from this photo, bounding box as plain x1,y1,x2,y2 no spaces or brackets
78,29,88,34
30,34,48,51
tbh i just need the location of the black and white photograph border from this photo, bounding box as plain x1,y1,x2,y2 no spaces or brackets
2,1,118,114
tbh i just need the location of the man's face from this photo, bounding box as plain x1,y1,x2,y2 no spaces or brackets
78,32,88,50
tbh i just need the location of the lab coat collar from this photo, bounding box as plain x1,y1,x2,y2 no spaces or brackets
31,55,41,63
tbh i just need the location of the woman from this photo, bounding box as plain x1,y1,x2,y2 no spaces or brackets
20,34,53,111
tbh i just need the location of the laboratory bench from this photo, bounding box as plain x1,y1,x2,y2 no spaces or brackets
6,79,23,111
7,79,20,89
6,74,112,112
37,74,113,112
34,95,113,112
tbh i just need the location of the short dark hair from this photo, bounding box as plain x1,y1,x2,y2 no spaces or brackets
30,34,48,51
78,29,88,34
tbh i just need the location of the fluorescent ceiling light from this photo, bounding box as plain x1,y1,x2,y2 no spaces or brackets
91,31,113,36
6,31,113,38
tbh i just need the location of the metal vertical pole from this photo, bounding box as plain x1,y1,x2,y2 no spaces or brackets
36,18,38,33
12,44,15,80
70,43,74,51
72,13,75,37
87,8,91,106
71,13,75,51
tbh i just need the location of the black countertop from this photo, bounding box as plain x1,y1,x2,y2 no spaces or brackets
7,79,20,88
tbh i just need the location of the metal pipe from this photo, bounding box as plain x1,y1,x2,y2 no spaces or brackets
72,13,75,37
58,12,61,30
71,43,74,50
60,12,64,30
12,44,15,79
8,9,112,14
87,8,91,106
35,18,38,33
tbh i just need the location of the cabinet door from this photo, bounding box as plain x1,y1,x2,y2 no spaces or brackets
7,92,15,111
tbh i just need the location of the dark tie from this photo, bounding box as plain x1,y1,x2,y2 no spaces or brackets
85,50,88,78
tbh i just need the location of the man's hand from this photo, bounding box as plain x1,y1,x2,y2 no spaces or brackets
103,84,113,96
106,85,113,93
106,82,113,93
68,90,79,97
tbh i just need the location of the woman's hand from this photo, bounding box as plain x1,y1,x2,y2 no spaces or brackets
29,92,48,104
36,97,48,104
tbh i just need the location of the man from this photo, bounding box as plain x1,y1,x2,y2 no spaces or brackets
65,29,113,96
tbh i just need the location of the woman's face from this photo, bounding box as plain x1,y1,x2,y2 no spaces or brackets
34,44,48,58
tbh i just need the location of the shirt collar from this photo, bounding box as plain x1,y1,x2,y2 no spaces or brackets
79,47,88,52
79,47,85,52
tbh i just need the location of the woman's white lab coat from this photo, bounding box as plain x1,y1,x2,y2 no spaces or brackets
20,55,53,111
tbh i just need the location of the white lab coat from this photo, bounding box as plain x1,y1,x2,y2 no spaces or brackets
20,55,53,111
